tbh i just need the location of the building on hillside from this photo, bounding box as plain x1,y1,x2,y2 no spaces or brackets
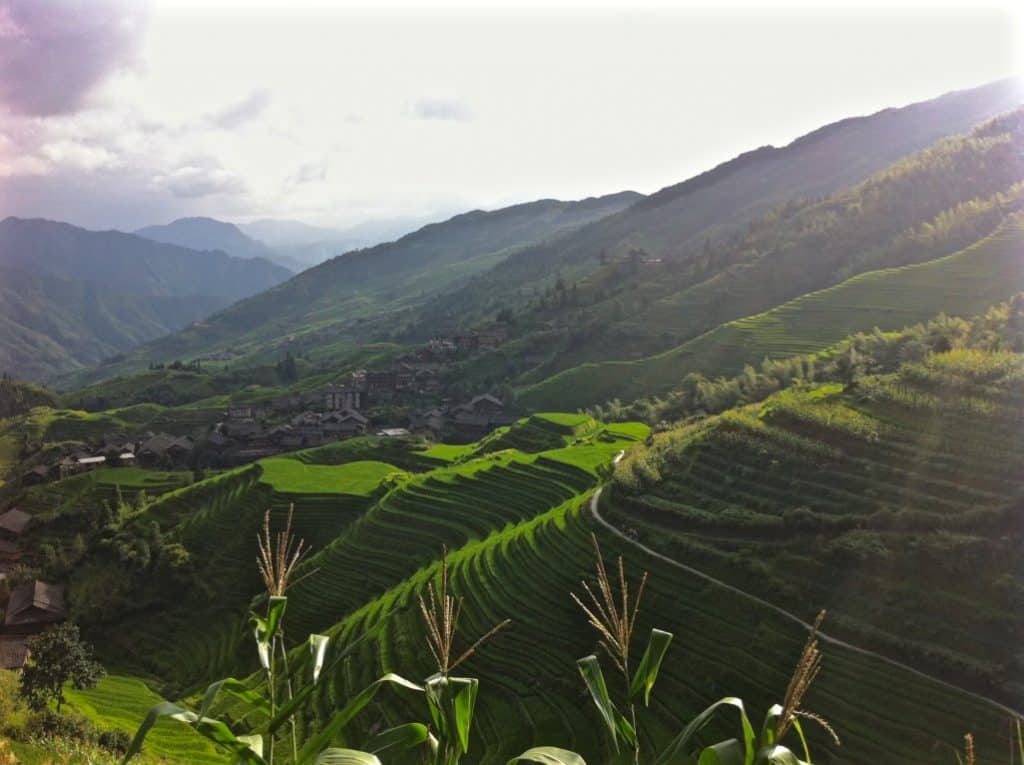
428,337,457,354
321,409,369,439
366,370,398,393
20,466,50,486
166,436,195,462
222,421,262,440
0,539,22,563
0,509,32,541
410,408,447,440
451,395,515,440
377,428,410,438
137,434,176,465
291,411,321,427
3,581,66,634
0,637,30,671
323,383,361,411
227,403,256,421
119,451,137,466
461,394,505,416
76,455,106,472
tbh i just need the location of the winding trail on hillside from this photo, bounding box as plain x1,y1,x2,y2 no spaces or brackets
589,451,1023,720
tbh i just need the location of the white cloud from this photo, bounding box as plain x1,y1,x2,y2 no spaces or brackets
210,89,273,129
408,96,473,122
151,163,247,198
0,2,1018,230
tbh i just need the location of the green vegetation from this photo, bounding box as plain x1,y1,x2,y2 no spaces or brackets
20,624,105,714
258,459,402,495
65,675,225,763
1,406,1016,763
521,216,1024,410
62,194,640,389
607,340,1024,705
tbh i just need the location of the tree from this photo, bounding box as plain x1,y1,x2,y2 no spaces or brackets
20,623,105,713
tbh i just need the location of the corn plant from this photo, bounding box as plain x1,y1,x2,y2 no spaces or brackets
122,508,428,765
511,536,836,765
416,547,511,765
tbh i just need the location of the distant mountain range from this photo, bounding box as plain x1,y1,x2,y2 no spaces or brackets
135,216,299,269
64,78,1024,391
0,217,292,379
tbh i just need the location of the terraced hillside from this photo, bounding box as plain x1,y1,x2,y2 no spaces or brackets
20,413,1017,764
284,478,1015,765
520,216,1024,410
606,348,1024,707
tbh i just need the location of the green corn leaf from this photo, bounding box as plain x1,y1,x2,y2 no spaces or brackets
425,674,479,756
698,739,746,765
789,717,812,765
238,734,264,757
297,673,423,764
576,655,636,751
759,704,784,749
628,628,674,706
363,722,430,754
755,745,805,765
266,596,288,637
313,749,383,765
310,634,330,684
252,616,271,671
121,701,266,765
654,697,755,765
267,680,317,734
199,678,270,720
508,746,588,765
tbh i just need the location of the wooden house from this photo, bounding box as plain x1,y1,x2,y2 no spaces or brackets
3,581,66,634
0,509,32,541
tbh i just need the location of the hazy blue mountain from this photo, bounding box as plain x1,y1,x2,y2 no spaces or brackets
0,217,292,300
0,217,294,379
0,265,224,380
135,216,297,268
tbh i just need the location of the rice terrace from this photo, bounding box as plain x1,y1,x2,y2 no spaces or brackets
2,2,1024,764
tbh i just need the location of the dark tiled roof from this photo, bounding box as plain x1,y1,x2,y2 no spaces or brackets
0,509,32,535
5,581,66,625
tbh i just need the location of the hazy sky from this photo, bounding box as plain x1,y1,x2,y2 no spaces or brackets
0,0,1021,231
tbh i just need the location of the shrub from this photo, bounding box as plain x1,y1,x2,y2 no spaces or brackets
97,728,132,755
24,709,94,743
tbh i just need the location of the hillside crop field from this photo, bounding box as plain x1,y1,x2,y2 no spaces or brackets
520,217,1024,410
2,413,1002,763
605,348,1024,707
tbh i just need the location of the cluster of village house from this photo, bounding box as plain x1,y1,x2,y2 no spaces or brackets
20,377,514,485
0,508,65,670
216,388,513,462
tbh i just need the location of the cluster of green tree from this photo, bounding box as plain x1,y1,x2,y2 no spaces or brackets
591,293,1024,426
0,375,56,419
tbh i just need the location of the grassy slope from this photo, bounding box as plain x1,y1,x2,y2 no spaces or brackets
604,349,1024,705
64,675,226,763
257,458,402,495
290,482,1012,765
520,217,1024,410
26,414,1017,764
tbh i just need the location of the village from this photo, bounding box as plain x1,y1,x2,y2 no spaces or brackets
18,330,517,484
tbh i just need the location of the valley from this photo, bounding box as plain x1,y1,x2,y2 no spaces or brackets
1,74,1023,765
